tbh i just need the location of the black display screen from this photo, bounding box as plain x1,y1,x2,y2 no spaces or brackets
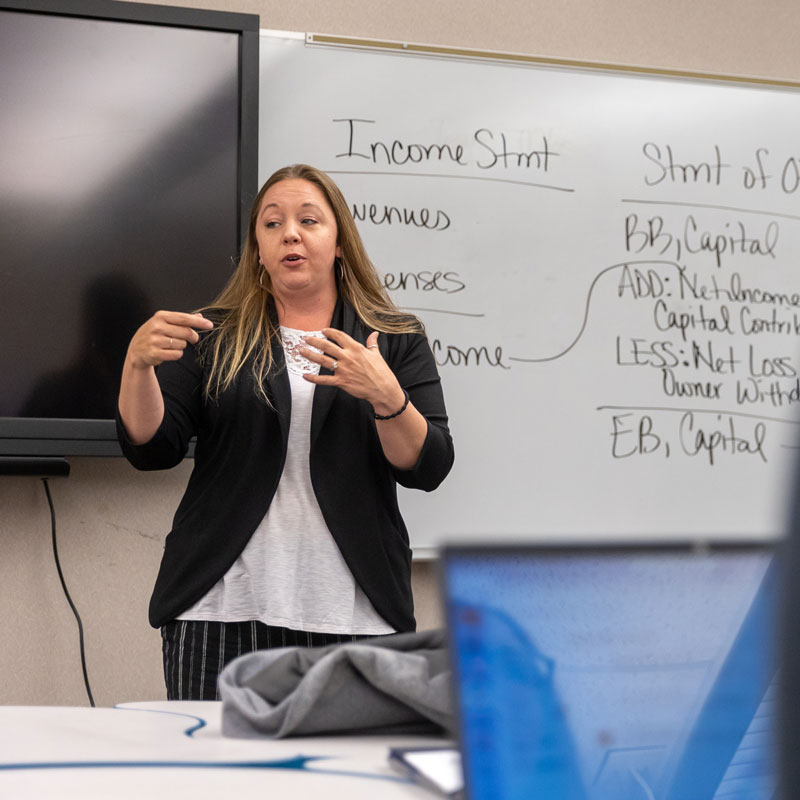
0,0,259,456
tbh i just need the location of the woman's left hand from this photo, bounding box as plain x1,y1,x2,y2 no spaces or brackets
300,328,406,417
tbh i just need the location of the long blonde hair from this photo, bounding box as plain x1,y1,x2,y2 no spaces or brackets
200,164,422,401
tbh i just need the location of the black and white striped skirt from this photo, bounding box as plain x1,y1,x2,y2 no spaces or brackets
161,620,369,700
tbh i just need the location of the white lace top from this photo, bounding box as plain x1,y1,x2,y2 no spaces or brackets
280,326,323,376
178,326,394,635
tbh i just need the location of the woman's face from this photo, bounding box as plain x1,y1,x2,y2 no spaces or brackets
255,178,341,303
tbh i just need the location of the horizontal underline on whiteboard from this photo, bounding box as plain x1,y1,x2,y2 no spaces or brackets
621,197,800,222
596,404,800,426
400,306,485,317
326,169,574,192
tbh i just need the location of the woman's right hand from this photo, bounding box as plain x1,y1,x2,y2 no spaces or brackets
119,311,213,444
126,310,214,369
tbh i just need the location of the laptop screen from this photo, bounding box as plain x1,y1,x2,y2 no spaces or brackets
442,543,777,800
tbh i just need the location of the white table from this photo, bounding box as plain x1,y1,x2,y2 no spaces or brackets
0,701,451,799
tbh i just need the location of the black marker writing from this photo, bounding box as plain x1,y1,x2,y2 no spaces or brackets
642,143,731,186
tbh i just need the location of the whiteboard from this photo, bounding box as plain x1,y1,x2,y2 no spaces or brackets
258,31,800,551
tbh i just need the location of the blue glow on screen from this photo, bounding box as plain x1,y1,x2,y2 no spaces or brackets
446,549,777,800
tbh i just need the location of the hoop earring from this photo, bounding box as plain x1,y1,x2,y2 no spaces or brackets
257,256,267,289
336,256,345,283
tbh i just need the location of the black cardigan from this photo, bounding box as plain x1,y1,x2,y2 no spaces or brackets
117,300,454,631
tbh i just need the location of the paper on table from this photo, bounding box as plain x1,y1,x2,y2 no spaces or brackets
388,746,463,798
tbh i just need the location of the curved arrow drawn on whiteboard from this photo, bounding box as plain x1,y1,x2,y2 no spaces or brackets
508,259,683,363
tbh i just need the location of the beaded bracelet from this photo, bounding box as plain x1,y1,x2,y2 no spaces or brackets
373,389,410,420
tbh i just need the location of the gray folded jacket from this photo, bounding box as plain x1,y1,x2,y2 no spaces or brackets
219,629,452,738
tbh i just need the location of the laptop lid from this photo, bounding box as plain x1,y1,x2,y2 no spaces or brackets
441,541,777,800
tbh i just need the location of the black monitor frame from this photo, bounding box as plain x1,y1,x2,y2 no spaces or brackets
0,0,259,460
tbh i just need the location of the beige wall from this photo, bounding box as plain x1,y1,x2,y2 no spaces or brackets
125,0,800,81
4,0,800,707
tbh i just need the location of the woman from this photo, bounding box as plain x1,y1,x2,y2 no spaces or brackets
117,164,454,700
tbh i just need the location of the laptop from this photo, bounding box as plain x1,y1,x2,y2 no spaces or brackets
441,541,778,800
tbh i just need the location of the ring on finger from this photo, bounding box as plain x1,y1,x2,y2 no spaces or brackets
169,337,174,349
331,358,338,371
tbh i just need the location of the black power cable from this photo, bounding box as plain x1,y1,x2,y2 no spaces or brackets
42,477,95,707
